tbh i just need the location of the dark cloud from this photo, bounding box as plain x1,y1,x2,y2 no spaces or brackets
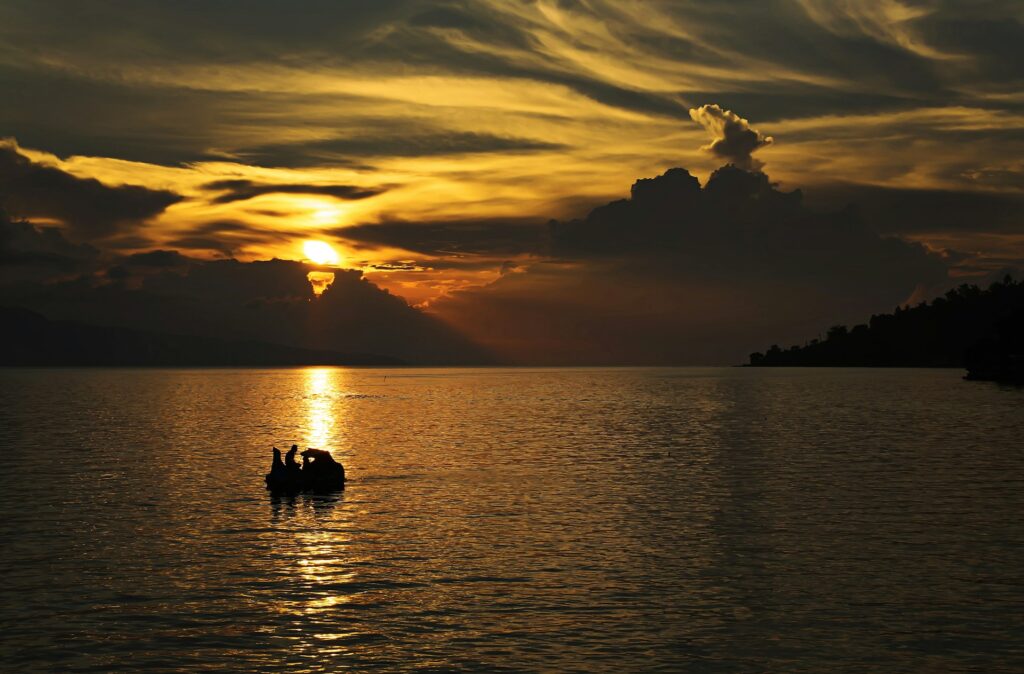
0,64,569,169
959,166,1024,190
193,219,267,235
368,261,422,271
103,249,195,283
2,0,1021,367
0,206,99,284
103,235,157,250
803,183,1024,236
907,10,1024,84
1,0,1021,175
350,1,1013,119
166,220,294,257
241,132,566,168
0,65,260,167
431,165,951,365
121,249,192,268
201,179,385,204
332,217,545,256
547,164,947,296
1,256,492,364
0,143,181,239
682,90,923,124
163,235,236,256
0,2,414,66
689,105,773,170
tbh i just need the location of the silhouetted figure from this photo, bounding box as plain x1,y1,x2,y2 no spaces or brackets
285,444,300,469
284,444,302,482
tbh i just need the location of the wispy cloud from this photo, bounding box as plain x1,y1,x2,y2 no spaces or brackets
0,0,1021,305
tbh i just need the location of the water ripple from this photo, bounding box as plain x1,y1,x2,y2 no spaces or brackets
0,366,1022,672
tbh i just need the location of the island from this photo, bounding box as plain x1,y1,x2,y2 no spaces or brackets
748,276,1024,383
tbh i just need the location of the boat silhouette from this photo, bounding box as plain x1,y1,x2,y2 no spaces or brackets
265,445,346,492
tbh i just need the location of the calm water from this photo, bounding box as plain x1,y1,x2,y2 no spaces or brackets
0,367,1022,672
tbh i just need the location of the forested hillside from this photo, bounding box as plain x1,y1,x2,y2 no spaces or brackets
749,276,1024,375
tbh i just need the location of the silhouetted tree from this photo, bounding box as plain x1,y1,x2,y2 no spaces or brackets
749,276,1024,370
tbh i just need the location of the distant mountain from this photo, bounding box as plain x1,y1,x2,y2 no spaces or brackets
748,276,1024,380
0,307,404,366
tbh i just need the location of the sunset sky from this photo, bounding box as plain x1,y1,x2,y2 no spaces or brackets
2,1,1023,363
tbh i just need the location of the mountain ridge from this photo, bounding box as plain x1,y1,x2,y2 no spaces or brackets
0,306,405,366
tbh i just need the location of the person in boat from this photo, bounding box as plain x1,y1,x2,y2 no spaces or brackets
285,444,301,471
286,444,303,480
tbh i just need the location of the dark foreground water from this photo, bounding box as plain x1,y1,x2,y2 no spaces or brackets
0,367,1022,672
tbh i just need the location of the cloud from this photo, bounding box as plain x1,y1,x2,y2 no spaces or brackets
688,104,774,170
803,182,1024,236
164,235,237,257
430,165,951,364
368,261,422,271
0,206,99,284
1,255,492,364
0,142,181,240
332,217,545,257
240,132,566,168
120,249,192,269
201,179,385,204
2,0,1022,251
2,2,1022,360
103,249,195,282
799,181,1024,278
160,219,296,257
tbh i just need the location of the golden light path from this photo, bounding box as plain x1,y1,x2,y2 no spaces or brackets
305,367,338,449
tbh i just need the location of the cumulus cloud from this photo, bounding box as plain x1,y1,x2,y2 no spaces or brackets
0,142,181,240
688,105,774,170
430,165,950,364
1,253,492,364
0,206,99,284
119,249,192,269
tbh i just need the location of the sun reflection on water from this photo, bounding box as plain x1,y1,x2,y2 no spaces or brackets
291,369,363,648
305,367,337,448
267,495,362,653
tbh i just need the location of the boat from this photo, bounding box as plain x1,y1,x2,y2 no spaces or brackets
265,447,346,492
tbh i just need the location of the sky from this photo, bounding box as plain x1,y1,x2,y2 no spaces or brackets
1,0,1023,363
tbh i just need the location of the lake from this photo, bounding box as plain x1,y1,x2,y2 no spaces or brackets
1,367,1022,672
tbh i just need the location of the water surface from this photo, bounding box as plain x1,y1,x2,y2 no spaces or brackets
1,367,1022,672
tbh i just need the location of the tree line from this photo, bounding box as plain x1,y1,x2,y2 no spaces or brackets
749,275,1024,370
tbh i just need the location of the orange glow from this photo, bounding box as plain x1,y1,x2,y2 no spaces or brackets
304,240,340,265
307,271,335,296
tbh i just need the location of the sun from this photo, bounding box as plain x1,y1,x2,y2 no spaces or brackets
303,240,340,266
